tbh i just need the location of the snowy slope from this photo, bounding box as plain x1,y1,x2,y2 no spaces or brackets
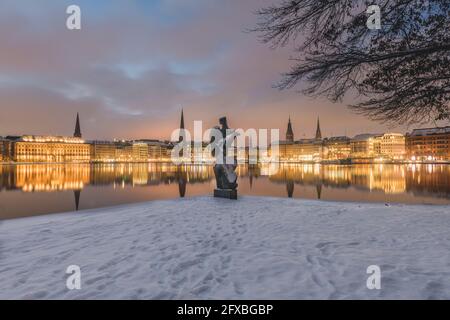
1,196,450,299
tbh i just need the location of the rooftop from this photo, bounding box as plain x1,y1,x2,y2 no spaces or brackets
408,126,450,137
20,136,86,144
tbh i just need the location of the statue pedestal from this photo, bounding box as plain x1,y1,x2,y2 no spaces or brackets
214,189,238,200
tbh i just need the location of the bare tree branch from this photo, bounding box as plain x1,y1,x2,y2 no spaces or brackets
253,0,450,124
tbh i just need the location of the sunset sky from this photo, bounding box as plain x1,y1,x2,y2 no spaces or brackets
0,0,446,141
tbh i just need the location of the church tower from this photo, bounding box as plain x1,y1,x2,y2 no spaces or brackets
74,113,82,138
286,117,294,142
315,117,322,140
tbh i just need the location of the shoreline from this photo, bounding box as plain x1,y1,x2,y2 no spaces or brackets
2,194,449,223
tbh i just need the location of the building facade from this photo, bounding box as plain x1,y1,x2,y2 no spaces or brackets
132,143,149,162
283,140,322,162
373,133,406,160
0,138,6,162
278,117,324,162
0,139,4,162
350,134,380,160
1,138,15,162
11,136,90,163
406,127,450,161
90,140,174,163
90,141,117,162
323,136,351,160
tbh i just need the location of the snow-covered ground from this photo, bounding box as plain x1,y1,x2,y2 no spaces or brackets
1,196,450,299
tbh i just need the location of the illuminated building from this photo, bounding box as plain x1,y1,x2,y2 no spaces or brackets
0,138,9,162
323,136,351,160
278,140,323,162
114,141,134,162
90,141,117,162
350,134,381,160
373,133,406,160
406,127,450,161
11,135,90,163
137,140,173,162
91,140,173,163
0,139,4,162
1,137,16,162
132,143,149,162
6,114,90,163
278,117,323,162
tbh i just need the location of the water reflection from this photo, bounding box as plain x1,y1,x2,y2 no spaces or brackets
0,163,449,219
0,163,213,192
74,190,81,211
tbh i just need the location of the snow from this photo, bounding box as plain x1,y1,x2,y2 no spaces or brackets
1,196,450,300
409,126,450,136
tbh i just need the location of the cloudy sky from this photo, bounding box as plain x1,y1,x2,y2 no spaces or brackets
0,0,443,140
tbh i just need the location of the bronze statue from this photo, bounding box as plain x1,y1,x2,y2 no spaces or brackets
211,117,238,199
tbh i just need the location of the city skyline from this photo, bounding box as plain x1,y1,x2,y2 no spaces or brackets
1,0,448,141
2,110,446,143
2,110,450,164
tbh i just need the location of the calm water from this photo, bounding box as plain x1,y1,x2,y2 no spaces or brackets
1,163,450,220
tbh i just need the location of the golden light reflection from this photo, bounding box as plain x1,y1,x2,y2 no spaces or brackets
0,163,449,198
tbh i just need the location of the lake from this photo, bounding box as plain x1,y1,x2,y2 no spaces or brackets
1,163,449,220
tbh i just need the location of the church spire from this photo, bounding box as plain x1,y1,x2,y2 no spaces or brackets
179,108,185,143
315,117,322,140
286,116,294,142
180,108,185,130
74,113,82,138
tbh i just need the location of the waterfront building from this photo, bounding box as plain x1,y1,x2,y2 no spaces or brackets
90,141,117,162
350,134,381,161
147,141,166,160
373,133,406,160
91,140,174,163
323,136,351,161
1,137,17,162
406,127,450,161
136,140,173,162
0,138,8,162
132,142,149,162
0,138,4,162
114,141,134,162
278,139,323,162
11,135,90,163
278,117,324,162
